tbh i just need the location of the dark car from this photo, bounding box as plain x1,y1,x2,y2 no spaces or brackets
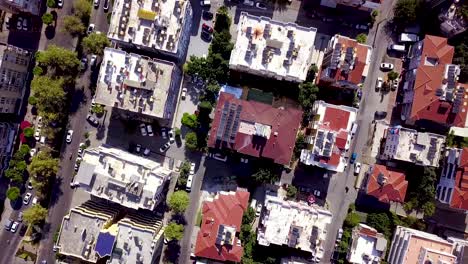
374,111,387,119
202,10,214,20
202,23,213,34
80,57,88,71
201,31,212,42
103,0,110,11
86,114,99,126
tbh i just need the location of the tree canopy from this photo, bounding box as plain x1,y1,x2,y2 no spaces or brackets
30,76,66,122
23,204,48,225
164,222,185,241
298,82,319,113
252,168,279,184
29,151,59,196
181,113,198,129
73,0,92,20
168,191,190,214
184,132,198,151
42,13,54,25
6,187,21,201
393,0,422,27
388,71,399,81
63,15,86,36
286,185,297,200
404,167,437,216
82,33,110,55
36,45,80,74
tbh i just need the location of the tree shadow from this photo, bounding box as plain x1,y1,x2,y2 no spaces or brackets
164,242,181,264
68,87,86,114
171,214,187,225
95,124,107,141
47,176,64,207
44,25,56,39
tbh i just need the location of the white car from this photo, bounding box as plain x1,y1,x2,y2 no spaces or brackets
143,148,151,156
57,0,63,7
380,63,394,71
94,0,99,8
16,17,22,30
66,129,73,143
168,129,175,144
190,162,196,175
37,116,43,129
354,162,362,175
10,222,19,233
87,24,95,35
27,181,33,190
186,174,194,191
139,123,147,136
32,197,38,206
255,203,262,216
376,77,383,90
22,18,28,31
159,142,171,152
90,54,97,67
161,127,167,139
34,129,41,141
243,0,254,6
23,193,32,205
146,124,154,137
255,2,267,9
181,88,187,100
29,148,36,158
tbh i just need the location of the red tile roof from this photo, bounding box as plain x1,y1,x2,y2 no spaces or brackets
366,165,408,204
195,189,250,262
208,92,303,165
319,35,370,86
408,35,467,127
322,107,351,132
450,148,468,210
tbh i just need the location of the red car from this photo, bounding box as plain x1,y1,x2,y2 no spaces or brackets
202,23,213,34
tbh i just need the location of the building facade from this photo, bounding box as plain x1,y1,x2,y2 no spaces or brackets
229,12,317,82
0,122,16,178
320,0,381,12
0,0,41,16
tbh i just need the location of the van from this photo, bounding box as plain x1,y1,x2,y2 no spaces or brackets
399,33,419,43
351,123,358,136
388,44,406,52
200,0,211,6
186,174,194,192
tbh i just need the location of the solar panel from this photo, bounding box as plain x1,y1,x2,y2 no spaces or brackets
216,102,230,140
330,43,342,69
229,105,242,144
95,231,116,258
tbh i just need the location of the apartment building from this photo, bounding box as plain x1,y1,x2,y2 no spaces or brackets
74,145,172,211
401,35,468,128
229,12,317,82
0,0,40,15
380,125,445,167
318,34,372,90
387,226,457,264
107,0,192,59
0,44,32,115
300,100,358,172
257,193,332,261
96,48,181,121
364,164,408,205
436,148,468,211
347,224,387,264
320,0,381,12
0,122,16,178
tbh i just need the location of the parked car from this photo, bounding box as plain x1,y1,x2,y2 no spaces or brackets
32,197,38,206
140,123,148,136
391,79,399,91
87,24,95,34
201,31,212,42
5,16,10,29
380,63,394,71
66,129,73,143
374,111,387,119
354,162,362,175
37,116,43,128
376,77,383,91
29,148,36,158
181,88,187,100
90,54,97,67
57,0,63,7
135,144,142,153
16,17,22,30
27,181,33,190
243,0,254,6
103,0,110,11
161,127,167,139
23,193,32,205
168,129,175,144
22,18,28,31
40,136,46,145
356,24,368,30
336,228,343,242
86,114,99,126
190,162,196,175
10,221,19,233
4,219,13,230
255,203,262,216
80,57,88,71
17,212,23,222
350,153,357,164
159,142,170,152
255,2,267,9
202,23,213,34
143,148,151,156
34,129,41,141
186,174,194,191
146,124,154,137
94,0,100,8
202,10,214,20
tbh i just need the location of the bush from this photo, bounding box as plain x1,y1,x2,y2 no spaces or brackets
344,212,360,228
175,128,181,138
356,33,367,44
388,71,399,81
47,0,56,8
286,185,297,200
185,132,198,151
181,113,198,129
91,104,104,115
164,222,184,241
32,66,43,76
23,127,34,138
6,187,20,201
42,13,54,25
168,191,190,214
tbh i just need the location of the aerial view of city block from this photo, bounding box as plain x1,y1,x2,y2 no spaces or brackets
0,0,467,263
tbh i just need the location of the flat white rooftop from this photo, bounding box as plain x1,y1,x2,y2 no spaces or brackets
229,12,317,82
258,194,332,255
96,48,177,119
108,0,189,54
75,145,171,211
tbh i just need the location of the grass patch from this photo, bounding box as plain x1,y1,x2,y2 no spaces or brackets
247,88,274,105
196,209,202,227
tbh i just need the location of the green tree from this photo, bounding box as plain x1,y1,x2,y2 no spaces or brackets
6,187,21,201
30,76,66,122
298,82,319,112
63,15,86,36
367,213,392,237
28,96,38,105
185,132,198,151
344,212,360,228
181,113,198,129
23,204,48,225
92,104,104,114
214,7,231,32
388,71,399,81
29,151,59,196
242,207,256,225
252,168,279,184
36,45,80,74
73,0,92,20
4,168,24,183
356,33,367,44
168,191,190,214
286,185,297,200
23,127,34,138
179,161,191,178
174,128,181,138
164,222,184,241
293,133,306,159
82,33,110,55
393,0,421,27
47,0,56,8
32,66,43,76
42,13,54,25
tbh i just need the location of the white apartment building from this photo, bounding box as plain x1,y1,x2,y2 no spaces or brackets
347,224,387,264
388,226,457,264
436,148,468,210
257,194,332,260
107,0,192,59
320,0,380,12
300,100,358,172
96,48,181,120
229,12,317,82
0,122,16,178
74,145,171,211
380,126,445,167
0,44,32,115
0,0,41,15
